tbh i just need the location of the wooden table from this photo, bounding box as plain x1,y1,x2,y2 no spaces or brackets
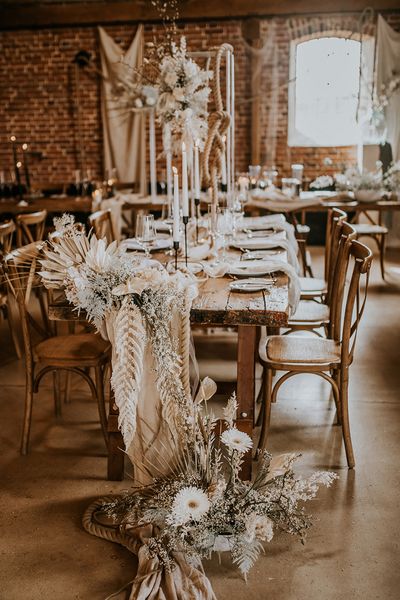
49,256,289,481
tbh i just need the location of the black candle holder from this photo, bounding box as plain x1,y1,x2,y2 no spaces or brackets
183,215,189,266
173,240,180,271
194,198,200,244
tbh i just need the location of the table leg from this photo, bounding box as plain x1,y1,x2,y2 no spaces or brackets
236,325,257,481
107,395,125,481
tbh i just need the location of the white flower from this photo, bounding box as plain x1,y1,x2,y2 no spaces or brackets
245,514,274,543
134,98,143,108
146,96,156,106
164,71,178,87
112,266,167,296
170,486,210,525
85,238,120,272
173,87,185,102
221,428,253,454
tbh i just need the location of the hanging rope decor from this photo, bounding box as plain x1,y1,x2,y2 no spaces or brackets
202,43,233,224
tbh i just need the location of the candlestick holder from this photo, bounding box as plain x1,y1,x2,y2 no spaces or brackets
194,198,200,244
173,240,180,271
183,216,189,266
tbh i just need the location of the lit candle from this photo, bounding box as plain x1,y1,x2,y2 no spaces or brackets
181,142,189,217
172,166,180,243
194,140,200,199
221,136,227,186
22,143,31,191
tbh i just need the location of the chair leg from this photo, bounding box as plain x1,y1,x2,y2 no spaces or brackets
21,379,34,455
379,234,386,281
95,365,109,448
63,371,71,404
5,302,22,359
331,368,342,425
258,367,273,451
53,371,62,417
339,368,355,468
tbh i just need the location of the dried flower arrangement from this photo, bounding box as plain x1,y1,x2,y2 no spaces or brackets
102,392,337,580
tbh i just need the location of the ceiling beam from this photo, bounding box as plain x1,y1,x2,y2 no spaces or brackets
1,0,399,30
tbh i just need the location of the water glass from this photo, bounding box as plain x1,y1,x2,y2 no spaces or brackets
135,214,156,257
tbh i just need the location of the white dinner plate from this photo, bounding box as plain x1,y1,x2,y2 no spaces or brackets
229,277,275,292
121,237,172,252
228,262,275,278
230,238,282,251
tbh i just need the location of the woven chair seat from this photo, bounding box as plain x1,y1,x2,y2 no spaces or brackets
259,335,341,365
34,333,111,366
299,276,327,294
353,223,388,236
289,300,329,324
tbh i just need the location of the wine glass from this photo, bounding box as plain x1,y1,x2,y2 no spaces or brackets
217,208,234,261
135,214,156,258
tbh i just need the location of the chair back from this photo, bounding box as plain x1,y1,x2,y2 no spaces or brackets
16,210,47,246
324,208,347,287
4,243,50,366
0,220,16,254
88,209,116,243
329,221,357,339
340,240,373,368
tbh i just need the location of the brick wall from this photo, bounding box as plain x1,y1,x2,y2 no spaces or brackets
0,12,399,188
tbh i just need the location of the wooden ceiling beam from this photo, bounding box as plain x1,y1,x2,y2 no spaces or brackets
1,0,399,30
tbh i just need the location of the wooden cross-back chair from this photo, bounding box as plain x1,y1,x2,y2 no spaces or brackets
258,238,373,468
0,220,16,253
4,243,111,455
287,217,355,336
0,220,21,357
350,210,387,280
15,210,47,247
299,207,347,300
88,209,116,243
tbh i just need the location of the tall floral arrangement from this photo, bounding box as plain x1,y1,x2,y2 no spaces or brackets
383,161,400,193
157,36,212,153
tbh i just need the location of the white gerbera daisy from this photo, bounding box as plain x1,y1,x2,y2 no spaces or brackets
220,428,253,454
170,486,210,525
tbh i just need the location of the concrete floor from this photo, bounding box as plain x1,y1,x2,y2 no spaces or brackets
1,248,400,600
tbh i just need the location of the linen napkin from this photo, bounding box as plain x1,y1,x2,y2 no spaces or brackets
233,233,300,273
243,214,298,252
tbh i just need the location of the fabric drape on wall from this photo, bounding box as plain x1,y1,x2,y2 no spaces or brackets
376,15,400,161
242,20,279,166
99,26,147,190
375,15,400,248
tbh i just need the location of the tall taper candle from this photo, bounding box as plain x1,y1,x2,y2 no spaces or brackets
149,109,157,201
181,142,189,217
172,166,180,243
221,136,227,186
194,140,200,199
166,150,172,205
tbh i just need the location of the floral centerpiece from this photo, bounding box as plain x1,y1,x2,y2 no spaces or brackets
157,36,212,153
102,392,337,584
335,167,383,202
309,175,335,192
383,161,400,195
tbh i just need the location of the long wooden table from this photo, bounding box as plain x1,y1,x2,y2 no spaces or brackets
49,256,290,481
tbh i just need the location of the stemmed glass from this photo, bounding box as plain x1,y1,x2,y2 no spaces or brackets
217,208,234,261
135,214,156,258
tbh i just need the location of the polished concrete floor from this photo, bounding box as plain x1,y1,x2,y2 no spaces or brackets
1,248,400,600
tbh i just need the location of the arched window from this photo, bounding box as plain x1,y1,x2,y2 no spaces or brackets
288,36,364,147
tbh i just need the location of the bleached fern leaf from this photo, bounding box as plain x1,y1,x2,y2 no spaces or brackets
232,538,264,579
110,297,146,449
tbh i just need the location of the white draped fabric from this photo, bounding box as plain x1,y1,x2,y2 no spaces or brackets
376,15,400,161
98,26,147,190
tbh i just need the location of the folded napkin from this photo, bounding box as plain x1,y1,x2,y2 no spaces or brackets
233,233,300,273
249,189,323,212
242,214,298,253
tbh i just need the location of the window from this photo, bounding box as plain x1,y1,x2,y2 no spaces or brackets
288,36,362,147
